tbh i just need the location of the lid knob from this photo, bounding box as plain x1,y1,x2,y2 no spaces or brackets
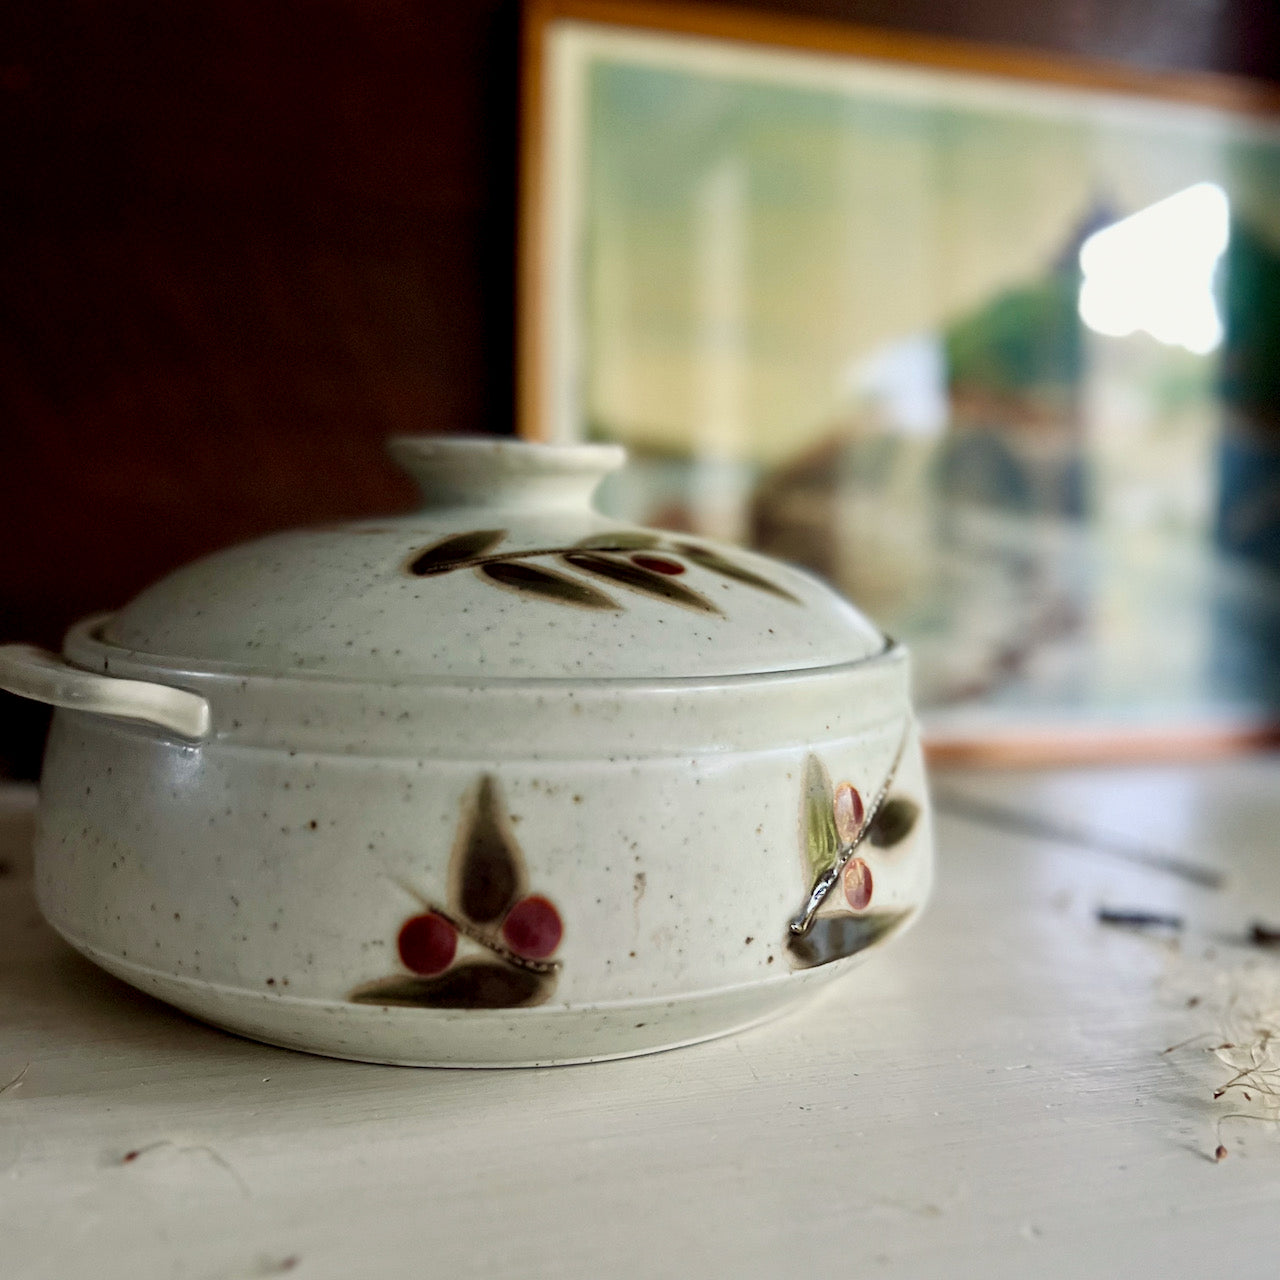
388,436,626,512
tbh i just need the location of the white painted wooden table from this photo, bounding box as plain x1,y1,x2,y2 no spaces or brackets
4,757,1280,1280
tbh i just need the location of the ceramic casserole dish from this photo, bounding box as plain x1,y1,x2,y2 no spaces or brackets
0,437,932,1066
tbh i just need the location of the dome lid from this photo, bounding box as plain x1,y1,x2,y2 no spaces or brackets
99,438,889,682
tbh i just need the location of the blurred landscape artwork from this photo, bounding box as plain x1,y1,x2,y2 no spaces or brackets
530,18,1280,743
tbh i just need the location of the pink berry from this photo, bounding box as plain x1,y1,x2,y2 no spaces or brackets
833,783,865,844
502,895,564,959
397,913,457,975
843,858,873,911
630,554,685,575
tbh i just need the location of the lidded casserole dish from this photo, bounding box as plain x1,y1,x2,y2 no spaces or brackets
0,438,932,1065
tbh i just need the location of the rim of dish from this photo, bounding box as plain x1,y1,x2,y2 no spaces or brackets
67,614,903,692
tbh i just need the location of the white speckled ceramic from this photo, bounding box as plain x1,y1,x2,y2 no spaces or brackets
0,438,932,1066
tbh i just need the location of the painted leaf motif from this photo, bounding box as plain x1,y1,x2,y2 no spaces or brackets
867,796,921,849
786,910,911,969
561,552,722,615
573,530,663,551
479,560,619,610
674,542,800,603
450,774,526,925
408,529,507,575
350,962,551,1009
802,753,840,881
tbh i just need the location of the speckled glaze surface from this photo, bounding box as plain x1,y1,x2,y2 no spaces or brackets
5,439,932,1066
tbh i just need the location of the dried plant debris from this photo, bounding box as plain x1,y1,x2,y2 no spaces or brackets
0,1063,30,1096
118,1139,250,1195
1248,922,1280,948
1097,908,1184,931
1160,962,1280,1161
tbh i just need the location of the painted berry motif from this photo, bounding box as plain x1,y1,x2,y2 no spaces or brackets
833,782,865,845
397,912,458,975
785,732,920,970
403,528,800,613
629,554,685,575
350,775,564,1010
842,858,873,911
502,895,564,960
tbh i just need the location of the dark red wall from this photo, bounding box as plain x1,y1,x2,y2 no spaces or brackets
1,0,1276,774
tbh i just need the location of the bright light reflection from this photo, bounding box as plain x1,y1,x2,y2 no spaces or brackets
1077,182,1229,355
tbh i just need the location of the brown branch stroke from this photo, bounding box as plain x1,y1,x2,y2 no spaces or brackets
409,543,642,575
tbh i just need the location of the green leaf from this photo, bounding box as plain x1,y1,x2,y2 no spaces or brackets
867,796,920,849
802,754,840,881
479,560,620,610
408,529,507,575
573,530,663,551
561,552,721,615
674,542,800,603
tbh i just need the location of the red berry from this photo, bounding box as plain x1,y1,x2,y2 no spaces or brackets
833,783,865,845
843,858,873,911
397,912,457,975
502,895,563,959
630,554,685,575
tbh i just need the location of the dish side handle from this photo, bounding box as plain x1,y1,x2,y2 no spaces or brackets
0,644,211,741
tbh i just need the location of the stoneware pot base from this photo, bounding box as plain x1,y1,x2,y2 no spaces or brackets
56,922,886,1067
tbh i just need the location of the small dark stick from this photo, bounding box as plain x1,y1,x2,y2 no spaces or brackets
1249,921,1280,947
1097,908,1184,929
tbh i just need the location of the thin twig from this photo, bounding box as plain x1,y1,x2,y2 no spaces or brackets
0,1063,30,1096
1097,908,1183,929
1160,1032,1231,1056
933,788,1224,889
120,1139,250,1197
185,1144,251,1198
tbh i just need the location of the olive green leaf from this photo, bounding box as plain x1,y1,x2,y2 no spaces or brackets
479,560,620,610
449,774,527,925
802,753,841,881
408,529,507,575
350,962,551,1009
573,530,664,551
867,796,920,849
674,542,800,603
561,552,722,615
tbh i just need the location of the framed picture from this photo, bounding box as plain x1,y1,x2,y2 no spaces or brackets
519,0,1280,760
